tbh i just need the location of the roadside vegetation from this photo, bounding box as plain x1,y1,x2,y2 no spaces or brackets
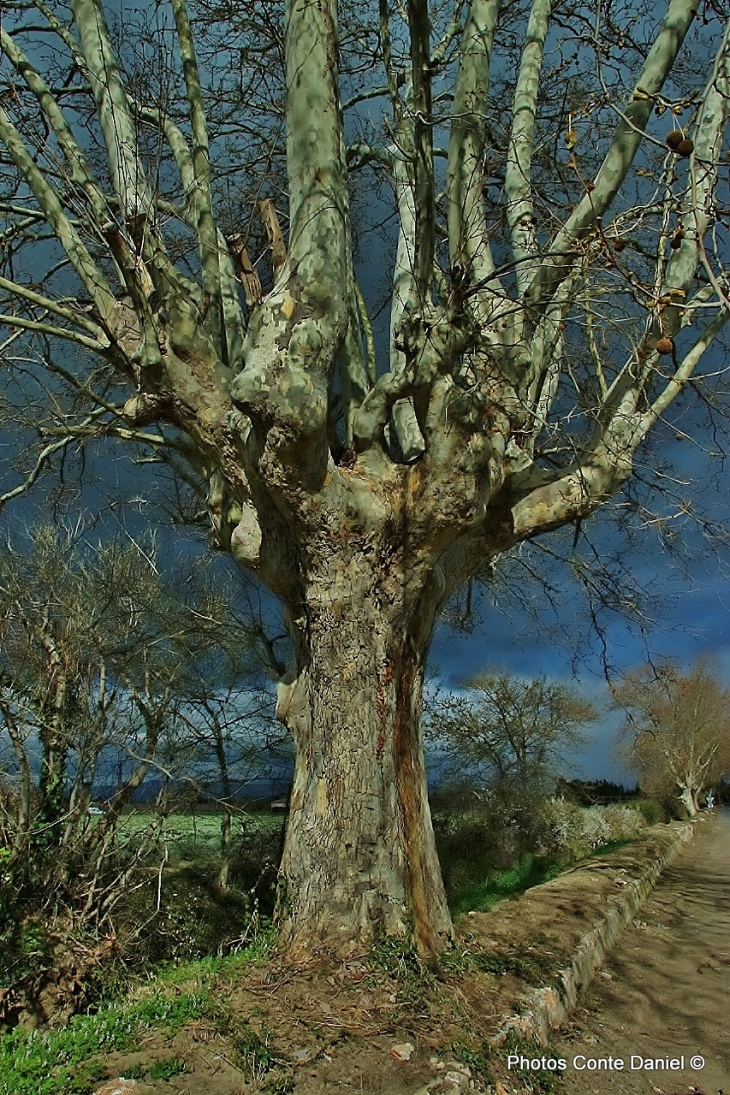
0,759,695,1095
434,790,667,916
2,650,693,1037
426,673,679,918
1,554,715,1093
0,803,683,1095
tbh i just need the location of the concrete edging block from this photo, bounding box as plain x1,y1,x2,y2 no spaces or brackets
491,822,696,1047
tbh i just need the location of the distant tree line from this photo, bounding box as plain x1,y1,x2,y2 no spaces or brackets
554,778,641,806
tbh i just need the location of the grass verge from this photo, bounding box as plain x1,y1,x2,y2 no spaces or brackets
0,934,274,1095
0,992,206,1095
450,854,564,917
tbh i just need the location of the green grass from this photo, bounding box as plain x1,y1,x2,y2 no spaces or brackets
117,811,284,860
0,944,276,1095
232,1023,278,1082
153,927,275,986
450,854,564,917
0,991,208,1095
148,1055,189,1081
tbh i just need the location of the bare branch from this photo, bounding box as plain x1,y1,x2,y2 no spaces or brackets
0,273,106,338
0,435,77,512
0,310,109,351
0,104,117,317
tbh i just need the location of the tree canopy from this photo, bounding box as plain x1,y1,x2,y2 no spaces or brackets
428,672,593,793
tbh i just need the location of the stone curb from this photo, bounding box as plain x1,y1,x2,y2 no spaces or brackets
491,820,697,1047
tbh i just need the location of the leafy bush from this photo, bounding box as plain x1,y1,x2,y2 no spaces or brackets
630,798,666,825
432,784,556,896
540,799,645,861
438,794,650,915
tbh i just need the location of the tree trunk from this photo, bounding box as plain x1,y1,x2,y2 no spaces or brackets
38,670,70,839
214,732,233,892
679,784,699,817
275,558,452,961
218,803,232,893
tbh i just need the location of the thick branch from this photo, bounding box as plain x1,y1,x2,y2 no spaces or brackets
71,0,155,222
447,0,501,296
407,0,435,297
230,0,352,483
170,0,221,335
0,27,115,239
504,0,551,296
132,102,243,355
662,21,730,319
284,0,349,299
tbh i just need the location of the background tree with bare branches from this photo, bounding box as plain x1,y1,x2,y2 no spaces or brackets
0,526,263,939
614,660,730,816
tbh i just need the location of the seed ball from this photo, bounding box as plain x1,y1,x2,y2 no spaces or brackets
676,138,694,157
613,239,626,252
666,130,684,151
655,336,674,355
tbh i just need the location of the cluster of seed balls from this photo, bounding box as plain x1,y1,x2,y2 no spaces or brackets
665,129,694,158
653,130,693,357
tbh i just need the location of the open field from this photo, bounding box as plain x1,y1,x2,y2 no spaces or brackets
116,810,285,861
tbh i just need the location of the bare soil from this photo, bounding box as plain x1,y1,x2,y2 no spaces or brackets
80,819,720,1095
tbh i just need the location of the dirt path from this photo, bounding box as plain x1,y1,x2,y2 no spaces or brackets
548,810,730,1095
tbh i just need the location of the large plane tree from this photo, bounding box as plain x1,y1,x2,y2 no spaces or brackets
615,661,730,817
0,0,728,958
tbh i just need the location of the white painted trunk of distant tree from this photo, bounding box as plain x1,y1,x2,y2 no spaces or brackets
615,662,730,821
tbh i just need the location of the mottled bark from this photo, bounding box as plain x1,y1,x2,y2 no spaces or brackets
275,549,451,960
